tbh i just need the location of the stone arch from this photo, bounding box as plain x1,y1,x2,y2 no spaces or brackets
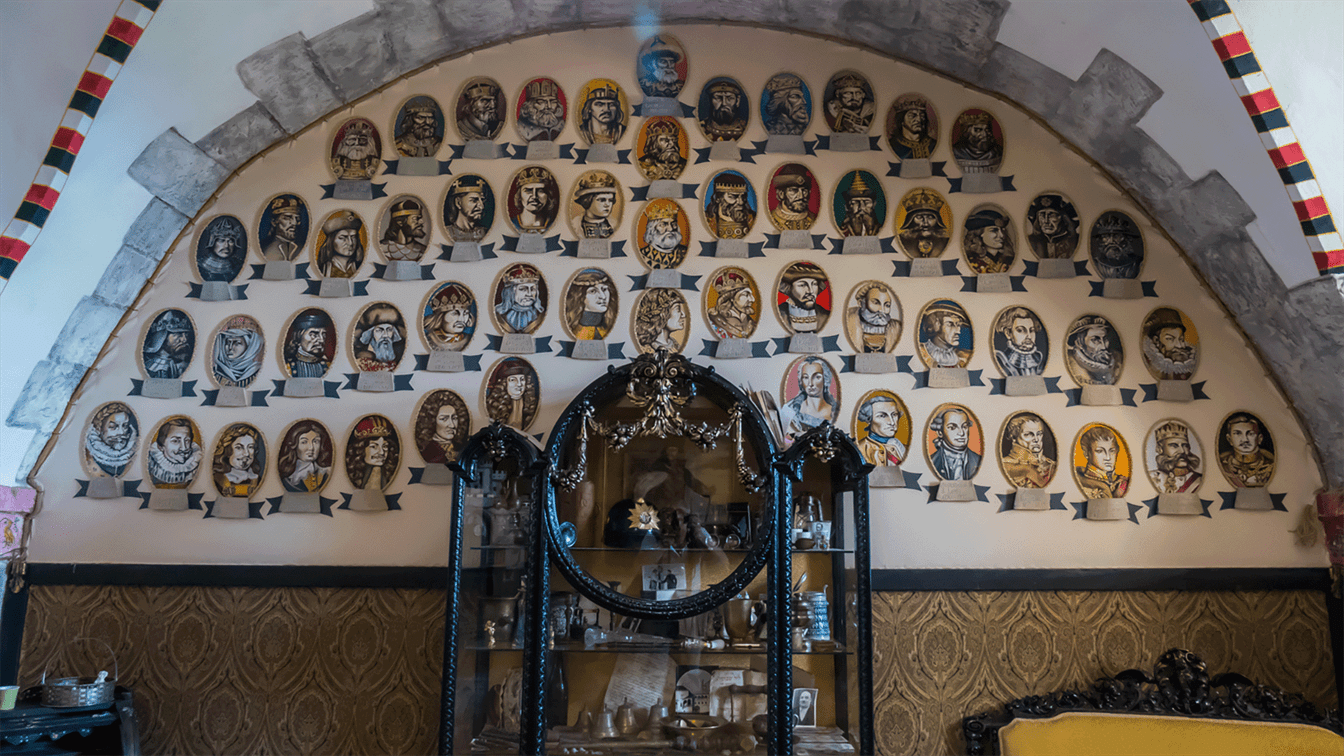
8,0,1343,488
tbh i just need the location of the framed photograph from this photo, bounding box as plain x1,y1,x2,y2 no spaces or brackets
792,687,819,728
642,563,687,600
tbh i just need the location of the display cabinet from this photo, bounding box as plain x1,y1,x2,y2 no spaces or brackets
439,352,874,755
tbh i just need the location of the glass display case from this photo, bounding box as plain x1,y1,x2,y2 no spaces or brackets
440,352,873,755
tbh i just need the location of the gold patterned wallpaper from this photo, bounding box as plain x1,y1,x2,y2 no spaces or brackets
19,586,1336,756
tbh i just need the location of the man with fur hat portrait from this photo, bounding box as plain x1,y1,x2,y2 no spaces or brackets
778,262,830,334
142,309,194,379
1141,307,1198,381
638,35,684,98
316,211,365,278
769,164,816,231
353,303,406,372
395,96,442,157
379,198,428,261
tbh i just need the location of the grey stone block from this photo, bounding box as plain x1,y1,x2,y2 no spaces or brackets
374,0,452,69
837,0,920,31
1096,127,1191,207
122,199,188,260
515,0,580,28
47,295,126,369
311,10,399,101
15,430,48,485
437,0,518,46
575,0,640,25
236,33,344,134
1187,228,1285,323
781,0,842,32
92,245,158,309
1285,276,1344,352
908,0,1009,61
979,43,1073,118
195,102,287,172
660,0,788,23
1051,49,1163,153
6,360,89,433
882,29,993,80
126,129,230,217
1155,171,1257,252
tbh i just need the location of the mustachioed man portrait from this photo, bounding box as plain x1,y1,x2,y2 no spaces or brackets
705,267,759,340
1217,411,1275,488
854,390,908,467
564,268,618,341
315,210,366,279
415,390,470,465
1147,419,1203,494
637,117,688,181
1073,423,1129,499
704,171,755,240
83,402,139,478
394,95,443,157
927,404,982,481
422,282,476,352
1141,307,1199,381
443,174,492,243
1089,210,1145,279
999,411,1056,489
1026,193,1080,259
992,306,1048,377
378,197,428,262
329,118,381,181
277,420,333,493
777,261,831,335
509,166,559,234
844,281,901,354
142,309,194,380
761,72,810,136
259,194,307,262
698,77,748,142
212,423,265,498
456,77,506,141
637,199,689,270
1065,314,1123,386
485,358,539,430
147,416,202,489
578,79,627,145
896,188,950,259
195,215,248,282
570,171,621,240
516,77,566,143
951,109,1003,172
637,34,686,99
824,70,875,134
836,171,883,238
212,315,264,388
886,94,938,159
493,263,547,335
352,302,407,373
633,288,690,355
283,308,335,379
768,163,817,232
345,415,399,491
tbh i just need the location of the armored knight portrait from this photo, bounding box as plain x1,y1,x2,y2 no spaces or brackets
283,308,335,379
195,215,247,282
896,188,950,258
999,411,1056,489
703,171,755,240
142,309,194,380
1090,211,1145,279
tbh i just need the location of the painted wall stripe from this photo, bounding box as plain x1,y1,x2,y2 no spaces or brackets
1189,0,1342,276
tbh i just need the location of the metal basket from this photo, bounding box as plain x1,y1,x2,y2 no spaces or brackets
40,637,117,708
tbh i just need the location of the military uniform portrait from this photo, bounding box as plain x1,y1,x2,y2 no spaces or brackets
1025,192,1080,260
507,165,560,235
776,261,832,335
414,390,470,465
568,170,623,240
632,288,690,355
823,70,875,134
636,117,689,181
515,77,567,143
950,108,1004,174
329,117,381,181
376,195,429,262
832,170,886,238
81,401,139,479
441,174,494,243
702,170,757,240
760,72,811,136
853,389,911,468
1140,307,1200,381
194,214,248,282
575,78,629,145
145,415,203,490
277,419,334,494
140,308,195,380
280,307,337,379
895,187,951,258
1065,314,1124,386
915,299,973,370
421,281,477,352
455,76,507,142
1216,411,1276,488
1145,419,1204,495
345,415,400,492
697,76,749,142
484,357,540,430
885,93,939,160
636,34,687,99
313,209,367,279
350,301,407,373
256,193,309,263
211,422,267,499
780,356,842,443
998,411,1057,490
961,205,1016,274
393,95,444,158
843,280,902,354
1071,423,1131,499
704,266,761,340
991,305,1048,377
766,163,820,232
210,314,264,389
924,403,983,481
562,268,619,341
1089,210,1145,279
635,199,690,270
491,263,548,335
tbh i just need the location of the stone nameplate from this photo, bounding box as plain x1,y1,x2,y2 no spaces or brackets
1085,498,1128,520
640,97,680,117
829,133,870,152
356,371,394,392
715,338,751,359
279,492,321,513
1036,259,1076,278
572,339,607,360
646,268,682,288
398,157,438,176
928,367,969,388
855,354,898,373
420,464,454,486
449,242,482,262
427,350,466,372
1157,380,1194,402
841,236,879,255
263,260,297,280
714,240,749,258
216,386,248,407
1233,488,1273,510
515,234,547,254
500,334,535,354
349,489,388,511
142,378,183,399
766,134,806,154
1012,488,1051,510
148,488,189,511
385,261,422,281
936,479,976,501
214,496,252,519
960,173,1002,194
464,140,500,160
1005,375,1047,396
709,142,741,162
869,465,906,488
333,180,373,201
1102,278,1143,299
577,239,611,259
648,180,680,199
1157,493,1203,515
779,230,812,249
318,278,354,298
199,281,237,301
86,477,121,499
1081,384,1122,406
283,377,326,397
586,144,618,163
898,158,932,179
910,258,944,277
526,140,559,161
976,273,1011,293
788,333,822,354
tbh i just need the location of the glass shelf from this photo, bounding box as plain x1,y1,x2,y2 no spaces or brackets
461,643,853,656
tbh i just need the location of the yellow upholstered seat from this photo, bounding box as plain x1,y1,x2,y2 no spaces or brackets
999,711,1344,756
